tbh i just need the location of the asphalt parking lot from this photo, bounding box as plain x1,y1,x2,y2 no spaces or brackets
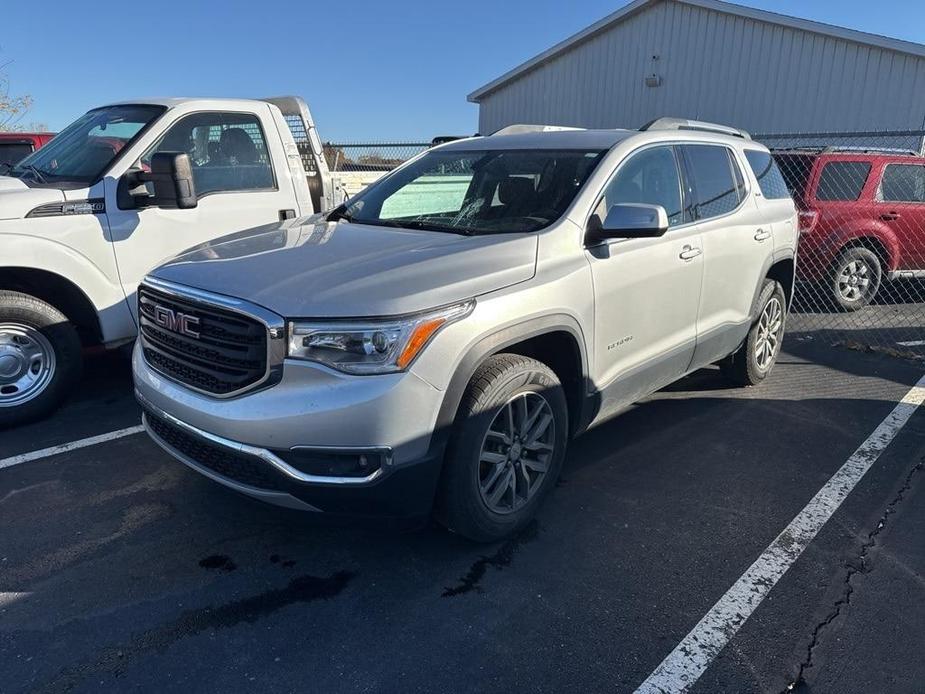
2,337,924,693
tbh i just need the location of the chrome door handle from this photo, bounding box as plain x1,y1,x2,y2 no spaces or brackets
679,245,702,261
754,228,771,241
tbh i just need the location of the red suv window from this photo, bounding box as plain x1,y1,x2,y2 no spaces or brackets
879,164,925,202
814,161,871,201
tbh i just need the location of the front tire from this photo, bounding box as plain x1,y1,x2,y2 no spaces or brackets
721,279,787,386
0,291,82,428
437,354,568,543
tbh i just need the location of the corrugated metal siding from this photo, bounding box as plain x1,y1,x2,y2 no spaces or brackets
476,0,925,135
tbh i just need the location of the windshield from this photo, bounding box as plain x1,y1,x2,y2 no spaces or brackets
11,104,165,185
336,148,607,235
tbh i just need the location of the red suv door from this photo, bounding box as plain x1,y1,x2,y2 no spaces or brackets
873,159,925,273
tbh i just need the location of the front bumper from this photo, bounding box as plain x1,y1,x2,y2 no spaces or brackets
140,394,444,518
133,342,447,518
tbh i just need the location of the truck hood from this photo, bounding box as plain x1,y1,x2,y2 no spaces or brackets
149,217,538,318
0,176,65,220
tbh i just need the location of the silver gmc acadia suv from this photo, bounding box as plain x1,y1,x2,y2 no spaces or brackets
133,119,798,541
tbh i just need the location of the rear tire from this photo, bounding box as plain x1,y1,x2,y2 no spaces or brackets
721,279,786,386
436,354,568,543
830,247,881,311
0,291,82,429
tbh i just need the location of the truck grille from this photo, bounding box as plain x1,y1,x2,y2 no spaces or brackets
138,284,269,396
144,410,287,491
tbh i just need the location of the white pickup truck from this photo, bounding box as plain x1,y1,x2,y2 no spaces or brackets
0,96,387,426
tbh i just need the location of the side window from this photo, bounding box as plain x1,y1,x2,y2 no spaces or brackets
681,144,742,219
140,112,275,196
593,145,684,227
744,150,791,199
879,164,925,203
815,162,870,201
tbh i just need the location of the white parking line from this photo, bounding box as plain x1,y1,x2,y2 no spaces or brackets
635,373,925,694
0,425,145,471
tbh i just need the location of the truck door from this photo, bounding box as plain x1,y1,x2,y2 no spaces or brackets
104,107,299,320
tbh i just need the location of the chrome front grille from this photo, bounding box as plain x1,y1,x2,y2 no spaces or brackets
138,280,283,397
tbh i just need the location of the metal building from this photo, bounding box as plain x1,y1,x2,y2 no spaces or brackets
468,0,925,137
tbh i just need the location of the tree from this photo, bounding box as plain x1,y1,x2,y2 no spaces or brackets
0,59,34,132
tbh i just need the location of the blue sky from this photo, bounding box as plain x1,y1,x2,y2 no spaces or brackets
3,0,924,141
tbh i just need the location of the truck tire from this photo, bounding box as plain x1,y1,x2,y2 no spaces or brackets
830,246,881,311
437,354,568,543
720,279,786,387
0,291,82,428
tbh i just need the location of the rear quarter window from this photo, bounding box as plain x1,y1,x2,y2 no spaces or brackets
744,150,791,199
814,161,871,201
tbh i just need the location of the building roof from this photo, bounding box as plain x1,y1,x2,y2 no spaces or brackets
468,0,925,102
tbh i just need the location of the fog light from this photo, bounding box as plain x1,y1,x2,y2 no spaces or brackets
275,448,386,478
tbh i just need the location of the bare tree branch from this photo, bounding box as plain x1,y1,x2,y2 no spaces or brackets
0,58,35,132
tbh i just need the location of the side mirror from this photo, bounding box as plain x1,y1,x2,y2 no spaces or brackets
137,152,197,209
588,203,669,242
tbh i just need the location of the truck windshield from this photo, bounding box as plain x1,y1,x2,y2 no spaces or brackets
11,105,165,185
335,148,606,235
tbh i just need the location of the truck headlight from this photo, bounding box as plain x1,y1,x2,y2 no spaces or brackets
287,301,474,374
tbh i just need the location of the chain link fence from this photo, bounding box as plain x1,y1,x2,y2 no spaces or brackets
322,142,431,172
753,130,925,357
322,141,431,198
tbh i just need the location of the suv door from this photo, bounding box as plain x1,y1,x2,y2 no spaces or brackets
104,108,298,319
680,144,770,367
586,144,703,413
875,161,925,272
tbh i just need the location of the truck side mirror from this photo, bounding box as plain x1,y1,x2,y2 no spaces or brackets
128,152,197,210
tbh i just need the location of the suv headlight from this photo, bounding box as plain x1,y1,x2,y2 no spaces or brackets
287,301,474,374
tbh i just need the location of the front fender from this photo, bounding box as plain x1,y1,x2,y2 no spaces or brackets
0,230,134,343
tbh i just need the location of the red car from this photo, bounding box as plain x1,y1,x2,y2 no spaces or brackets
774,148,925,310
0,132,55,170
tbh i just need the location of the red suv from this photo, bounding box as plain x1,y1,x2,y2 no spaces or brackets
0,132,55,171
774,149,925,311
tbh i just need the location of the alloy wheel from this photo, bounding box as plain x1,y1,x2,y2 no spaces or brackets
477,391,556,515
837,259,872,303
754,297,783,371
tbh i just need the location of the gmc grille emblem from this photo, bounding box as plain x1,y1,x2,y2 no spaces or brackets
152,304,201,338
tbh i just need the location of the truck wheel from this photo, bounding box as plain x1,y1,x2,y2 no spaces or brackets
830,247,881,311
721,279,786,387
437,354,568,543
0,291,82,428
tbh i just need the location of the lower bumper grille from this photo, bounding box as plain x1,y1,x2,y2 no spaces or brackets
144,410,287,492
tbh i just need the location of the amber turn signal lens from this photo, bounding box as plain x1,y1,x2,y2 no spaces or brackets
396,317,447,369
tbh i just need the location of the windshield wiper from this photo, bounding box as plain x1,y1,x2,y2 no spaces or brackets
397,219,471,235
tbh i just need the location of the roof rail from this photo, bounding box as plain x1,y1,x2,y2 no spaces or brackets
641,117,751,140
491,124,585,136
770,146,920,157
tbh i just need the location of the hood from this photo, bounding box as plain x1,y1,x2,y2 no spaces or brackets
0,176,65,220
150,217,538,318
